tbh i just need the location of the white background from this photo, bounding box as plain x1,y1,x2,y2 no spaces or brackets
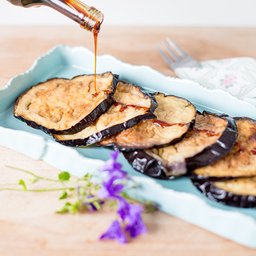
0,0,256,26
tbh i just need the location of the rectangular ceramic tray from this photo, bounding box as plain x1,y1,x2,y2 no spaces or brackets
1,46,256,248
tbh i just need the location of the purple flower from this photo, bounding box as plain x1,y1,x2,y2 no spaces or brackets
98,180,124,199
118,201,147,238
99,150,147,243
126,204,143,223
100,151,127,177
98,151,126,199
117,200,147,238
125,205,147,238
117,198,130,221
100,220,127,244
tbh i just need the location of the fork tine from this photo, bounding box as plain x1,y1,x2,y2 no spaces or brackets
159,48,175,69
166,38,188,57
164,40,181,61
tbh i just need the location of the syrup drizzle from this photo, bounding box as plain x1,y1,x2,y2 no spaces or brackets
251,148,256,155
93,31,98,93
119,104,148,112
195,128,220,137
152,120,187,128
113,102,149,112
92,90,110,98
233,142,245,154
65,0,100,93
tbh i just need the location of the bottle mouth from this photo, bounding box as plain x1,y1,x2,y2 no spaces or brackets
46,0,104,33
80,7,104,33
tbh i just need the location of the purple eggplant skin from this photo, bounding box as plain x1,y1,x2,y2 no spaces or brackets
112,120,195,153
123,150,171,180
123,113,237,180
190,116,256,181
56,112,157,147
55,85,158,147
101,93,197,152
186,114,238,171
16,94,115,135
191,178,256,208
14,73,119,135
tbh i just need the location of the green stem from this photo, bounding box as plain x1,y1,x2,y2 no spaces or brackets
5,165,59,182
0,187,75,192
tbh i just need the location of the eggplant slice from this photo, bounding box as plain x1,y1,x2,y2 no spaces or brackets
14,72,117,135
53,81,157,146
192,177,256,208
100,93,196,150
123,112,237,179
193,118,256,179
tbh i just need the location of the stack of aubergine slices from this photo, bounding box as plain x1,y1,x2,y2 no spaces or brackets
14,72,256,208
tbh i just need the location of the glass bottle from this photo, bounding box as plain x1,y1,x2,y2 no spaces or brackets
6,0,104,33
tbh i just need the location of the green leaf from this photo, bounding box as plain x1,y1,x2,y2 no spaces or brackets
56,202,72,214
70,201,80,214
58,171,71,182
59,191,68,200
18,179,27,191
56,201,81,214
83,173,92,179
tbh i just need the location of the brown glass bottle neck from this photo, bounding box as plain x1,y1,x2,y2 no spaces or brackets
7,0,103,33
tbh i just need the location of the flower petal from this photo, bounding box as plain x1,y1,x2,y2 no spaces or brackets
117,198,130,221
125,204,147,238
126,215,147,238
100,220,127,244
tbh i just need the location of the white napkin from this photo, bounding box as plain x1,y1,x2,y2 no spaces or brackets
175,57,256,107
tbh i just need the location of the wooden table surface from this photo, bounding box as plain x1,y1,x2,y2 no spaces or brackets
0,26,256,256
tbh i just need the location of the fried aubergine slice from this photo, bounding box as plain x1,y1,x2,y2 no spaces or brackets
192,177,256,208
193,118,256,179
100,93,196,150
53,81,157,146
14,72,117,135
123,112,237,179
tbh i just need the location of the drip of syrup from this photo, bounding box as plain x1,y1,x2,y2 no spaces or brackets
251,148,256,155
93,31,98,93
112,102,148,112
103,90,110,95
233,142,245,154
92,89,110,98
92,92,99,97
65,0,100,93
119,104,148,112
195,128,220,137
153,120,187,128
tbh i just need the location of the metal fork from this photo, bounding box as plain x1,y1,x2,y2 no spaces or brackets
160,38,200,70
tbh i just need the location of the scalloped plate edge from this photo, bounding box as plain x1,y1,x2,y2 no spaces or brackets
2,45,256,116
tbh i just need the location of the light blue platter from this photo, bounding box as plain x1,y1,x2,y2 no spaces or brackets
1,46,256,248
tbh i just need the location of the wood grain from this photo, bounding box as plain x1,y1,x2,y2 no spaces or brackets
0,26,256,256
